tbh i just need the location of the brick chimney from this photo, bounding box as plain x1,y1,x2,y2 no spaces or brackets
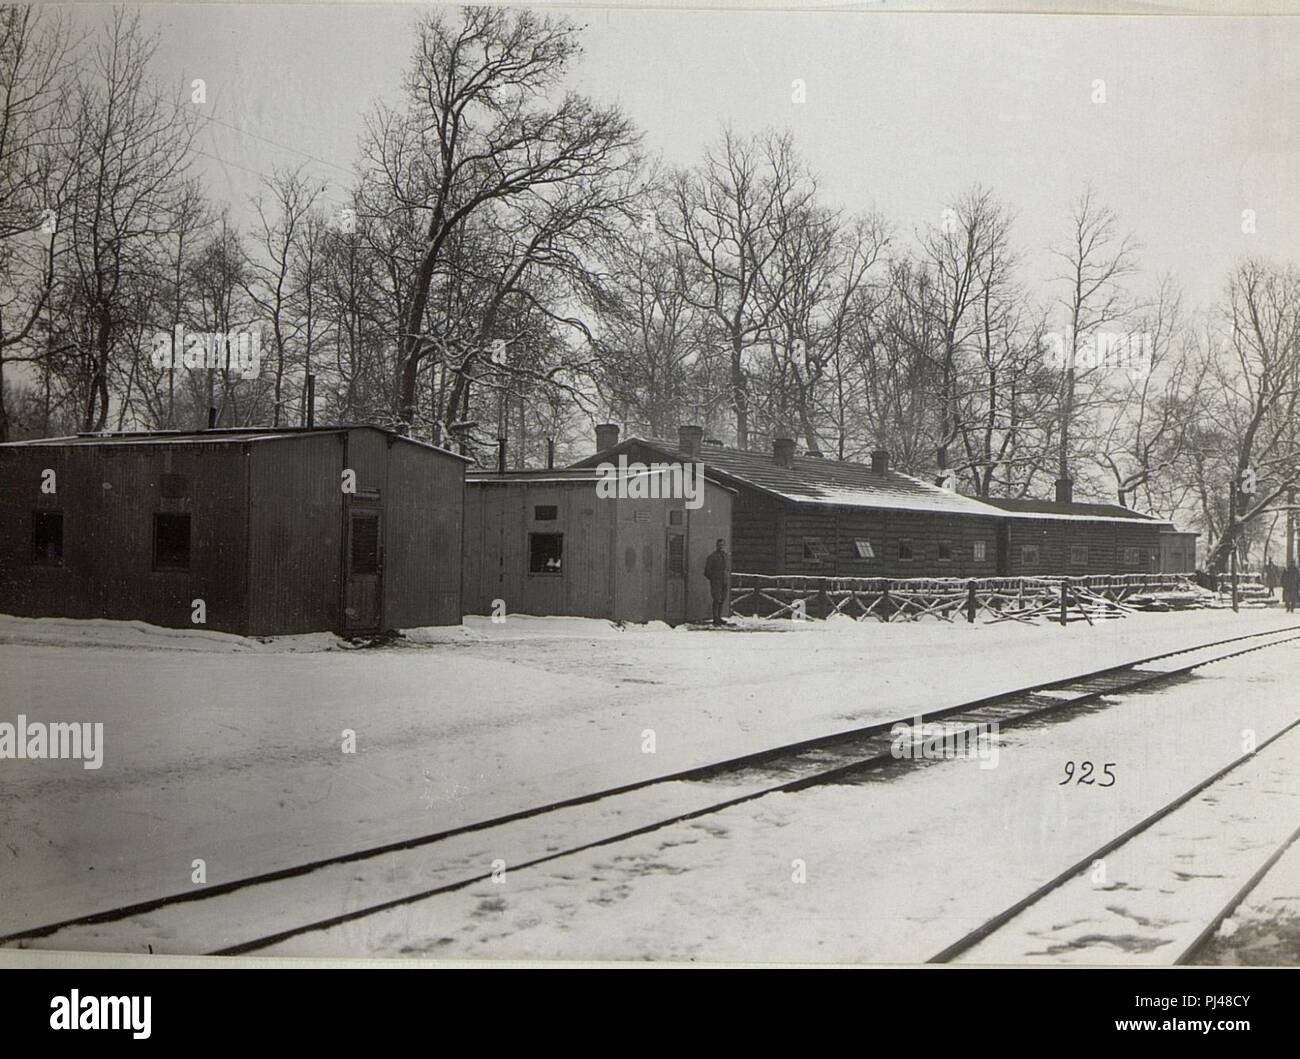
1055,477,1074,504
871,449,889,475
678,424,704,459
595,423,620,452
773,437,796,469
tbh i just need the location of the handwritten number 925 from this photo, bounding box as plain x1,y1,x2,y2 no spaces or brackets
1060,761,1116,786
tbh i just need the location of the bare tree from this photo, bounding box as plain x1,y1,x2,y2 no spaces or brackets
0,4,72,439
57,9,198,430
1049,187,1140,490
365,5,641,435
667,128,815,449
1201,260,1300,571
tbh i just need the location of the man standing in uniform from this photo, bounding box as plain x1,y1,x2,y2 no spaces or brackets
704,538,730,626
1283,562,1300,614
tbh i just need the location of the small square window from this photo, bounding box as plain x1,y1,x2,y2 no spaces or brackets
898,538,914,561
1071,544,1088,565
973,541,987,562
32,510,63,566
803,537,830,563
937,541,953,562
154,513,191,570
1123,546,1140,565
1021,544,1040,565
853,538,875,559
534,504,558,521
529,532,563,574
668,509,683,526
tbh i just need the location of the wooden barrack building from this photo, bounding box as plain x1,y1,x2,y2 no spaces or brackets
0,426,467,636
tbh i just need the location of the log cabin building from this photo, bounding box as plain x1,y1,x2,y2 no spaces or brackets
571,426,1179,580
0,426,467,636
571,426,1007,579
979,496,1172,576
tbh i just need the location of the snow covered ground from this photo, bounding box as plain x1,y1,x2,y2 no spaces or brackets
260,640,1300,963
1,607,1298,961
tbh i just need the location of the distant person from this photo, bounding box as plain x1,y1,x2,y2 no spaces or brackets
1283,563,1300,614
704,538,730,626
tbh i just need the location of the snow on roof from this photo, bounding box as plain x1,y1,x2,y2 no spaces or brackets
980,497,1174,527
575,437,1005,517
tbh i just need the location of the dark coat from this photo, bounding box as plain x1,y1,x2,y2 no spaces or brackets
704,549,730,601
1283,567,1300,604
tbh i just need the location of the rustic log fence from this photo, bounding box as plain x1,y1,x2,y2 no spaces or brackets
729,572,1201,626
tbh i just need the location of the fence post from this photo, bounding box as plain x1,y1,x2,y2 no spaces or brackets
1059,582,1068,626
966,580,977,623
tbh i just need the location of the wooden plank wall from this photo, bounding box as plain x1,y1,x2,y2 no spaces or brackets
0,442,250,632
1003,518,1164,575
463,480,617,619
758,500,1002,579
247,433,344,635
686,482,733,622
464,477,731,624
384,438,464,628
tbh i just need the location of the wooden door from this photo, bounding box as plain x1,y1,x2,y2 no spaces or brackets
665,529,687,624
344,499,382,632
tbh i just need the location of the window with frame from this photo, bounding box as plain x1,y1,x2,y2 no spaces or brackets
937,541,953,562
533,504,558,522
1123,546,1140,565
529,532,564,574
1021,544,1040,565
898,538,914,561
973,540,987,562
153,513,191,570
852,538,876,560
668,509,683,526
1070,544,1088,565
32,510,63,566
803,537,830,563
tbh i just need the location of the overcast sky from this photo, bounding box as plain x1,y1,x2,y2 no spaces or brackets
57,2,1300,316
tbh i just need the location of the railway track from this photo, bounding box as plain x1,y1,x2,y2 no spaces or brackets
930,671,1300,965
6,623,1300,958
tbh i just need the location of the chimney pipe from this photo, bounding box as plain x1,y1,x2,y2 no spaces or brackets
773,437,796,469
595,423,620,452
678,424,704,459
1055,477,1074,504
306,373,315,429
207,406,217,430
497,437,507,473
546,438,555,469
871,449,889,475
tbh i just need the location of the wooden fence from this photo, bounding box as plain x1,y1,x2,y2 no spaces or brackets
729,572,1201,626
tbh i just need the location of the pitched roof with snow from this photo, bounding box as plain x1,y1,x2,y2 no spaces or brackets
979,497,1173,526
573,437,1005,517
